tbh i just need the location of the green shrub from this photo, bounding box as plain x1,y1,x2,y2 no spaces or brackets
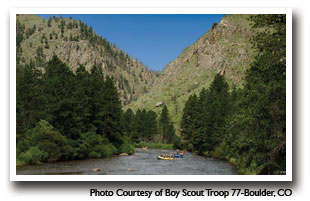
211,22,218,29
72,140,88,159
81,131,104,147
119,142,135,155
212,142,229,160
19,146,48,165
102,143,118,157
89,151,102,158
136,142,174,149
25,120,72,162
172,135,182,149
16,138,30,156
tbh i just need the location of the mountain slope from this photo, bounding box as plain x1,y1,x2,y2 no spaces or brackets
126,15,258,130
16,14,157,105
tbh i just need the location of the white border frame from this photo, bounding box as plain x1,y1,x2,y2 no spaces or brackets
10,7,292,181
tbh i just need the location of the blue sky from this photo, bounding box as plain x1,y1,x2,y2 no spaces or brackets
37,14,223,71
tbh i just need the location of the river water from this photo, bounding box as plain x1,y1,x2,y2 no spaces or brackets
16,148,237,175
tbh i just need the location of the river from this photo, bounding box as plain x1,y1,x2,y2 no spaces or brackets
16,148,237,175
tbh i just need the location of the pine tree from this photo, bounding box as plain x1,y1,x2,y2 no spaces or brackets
181,94,199,149
159,105,175,143
16,20,24,64
74,64,91,133
101,75,123,147
16,61,48,136
146,110,158,141
43,55,81,139
88,64,106,134
122,108,135,138
224,14,286,174
181,74,230,153
47,17,52,27
133,109,147,142
198,74,230,153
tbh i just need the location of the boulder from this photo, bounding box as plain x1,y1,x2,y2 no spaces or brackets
92,168,101,172
119,153,129,156
156,101,164,107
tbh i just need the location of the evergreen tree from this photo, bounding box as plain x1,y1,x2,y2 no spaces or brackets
35,46,44,65
16,61,48,136
224,14,286,174
43,55,82,139
73,64,91,133
87,64,123,146
88,64,106,134
159,105,175,143
181,94,199,150
47,17,52,27
16,19,24,64
198,74,230,153
101,75,123,147
122,108,135,138
181,74,230,153
133,109,147,142
146,110,158,141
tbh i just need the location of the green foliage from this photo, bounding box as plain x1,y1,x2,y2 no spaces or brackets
136,142,174,150
15,15,285,175
43,55,81,139
180,14,286,174
67,21,73,30
16,55,135,165
179,15,286,175
17,120,72,164
26,25,36,38
26,120,73,162
159,105,176,144
16,19,24,48
122,108,135,137
102,143,118,157
119,141,135,155
181,74,231,154
35,46,44,65
47,17,52,27
16,19,25,64
60,20,65,33
226,14,286,174
19,146,48,165
16,61,48,135
211,22,218,29
146,110,158,140
132,109,147,142
171,134,183,149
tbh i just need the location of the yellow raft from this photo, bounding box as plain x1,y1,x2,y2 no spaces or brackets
157,155,174,160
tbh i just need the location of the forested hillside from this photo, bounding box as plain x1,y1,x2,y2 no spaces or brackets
127,15,258,129
180,14,286,174
16,14,157,105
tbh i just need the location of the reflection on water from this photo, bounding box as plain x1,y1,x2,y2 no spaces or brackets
16,148,237,175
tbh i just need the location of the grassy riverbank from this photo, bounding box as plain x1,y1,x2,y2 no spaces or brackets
135,142,174,150
202,151,259,175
